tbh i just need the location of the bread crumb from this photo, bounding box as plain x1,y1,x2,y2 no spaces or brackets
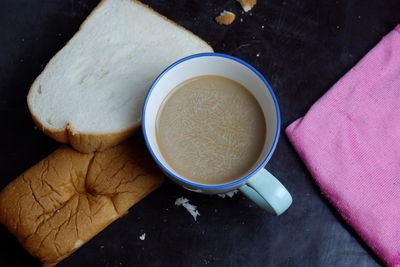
237,0,257,12
215,11,236,25
218,190,239,198
175,197,200,221
74,240,83,248
139,233,146,240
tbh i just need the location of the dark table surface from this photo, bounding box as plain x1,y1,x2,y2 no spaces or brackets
1,0,399,266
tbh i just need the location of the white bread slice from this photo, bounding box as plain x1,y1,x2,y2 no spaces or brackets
28,0,213,153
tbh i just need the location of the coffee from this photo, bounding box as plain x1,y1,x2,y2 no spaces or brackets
156,75,266,185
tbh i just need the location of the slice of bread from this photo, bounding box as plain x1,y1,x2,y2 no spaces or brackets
28,0,213,153
0,135,163,266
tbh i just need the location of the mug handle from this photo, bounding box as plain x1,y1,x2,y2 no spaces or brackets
239,168,292,215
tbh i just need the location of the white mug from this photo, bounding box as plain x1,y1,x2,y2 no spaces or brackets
142,53,292,215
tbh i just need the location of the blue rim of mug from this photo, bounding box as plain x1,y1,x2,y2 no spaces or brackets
142,52,281,190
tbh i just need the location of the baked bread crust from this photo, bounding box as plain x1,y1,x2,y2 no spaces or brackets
30,113,140,154
0,135,163,266
215,11,236,25
238,0,257,12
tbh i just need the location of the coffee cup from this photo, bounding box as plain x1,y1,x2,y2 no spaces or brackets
142,53,292,215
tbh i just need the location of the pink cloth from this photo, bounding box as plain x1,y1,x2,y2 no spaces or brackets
286,25,400,267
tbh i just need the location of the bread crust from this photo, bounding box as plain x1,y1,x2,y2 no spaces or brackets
0,135,163,266
29,111,140,153
239,0,257,11
215,12,236,25
27,0,213,154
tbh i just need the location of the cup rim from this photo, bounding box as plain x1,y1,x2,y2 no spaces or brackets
142,52,281,190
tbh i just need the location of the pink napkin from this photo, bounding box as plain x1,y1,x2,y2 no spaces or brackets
286,25,400,267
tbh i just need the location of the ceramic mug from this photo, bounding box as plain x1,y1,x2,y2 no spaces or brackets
142,53,292,215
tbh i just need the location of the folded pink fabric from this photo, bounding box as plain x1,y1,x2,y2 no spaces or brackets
286,25,400,267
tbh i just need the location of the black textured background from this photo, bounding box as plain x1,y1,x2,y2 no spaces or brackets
0,0,399,266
